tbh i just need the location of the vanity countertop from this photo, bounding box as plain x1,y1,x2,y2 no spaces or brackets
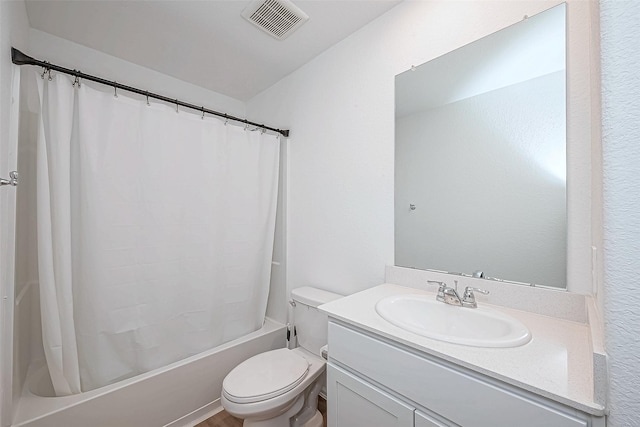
319,283,605,416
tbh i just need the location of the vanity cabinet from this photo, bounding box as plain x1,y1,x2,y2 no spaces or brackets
327,321,602,427
328,363,449,427
328,364,414,426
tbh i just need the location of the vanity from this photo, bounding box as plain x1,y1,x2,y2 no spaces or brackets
319,2,606,425
319,278,606,427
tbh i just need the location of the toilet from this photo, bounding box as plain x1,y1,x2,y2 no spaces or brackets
221,286,341,427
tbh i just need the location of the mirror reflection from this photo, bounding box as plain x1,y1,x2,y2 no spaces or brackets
394,4,566,288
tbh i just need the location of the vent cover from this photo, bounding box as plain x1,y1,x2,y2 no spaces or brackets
241,0,309,40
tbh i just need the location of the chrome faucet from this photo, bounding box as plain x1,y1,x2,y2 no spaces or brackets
442,284,463,306
428,280,489,309
427,280,448,303
428,280,462,306
461,286,490,308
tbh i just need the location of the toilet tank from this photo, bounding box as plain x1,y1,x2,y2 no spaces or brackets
291,287,342,356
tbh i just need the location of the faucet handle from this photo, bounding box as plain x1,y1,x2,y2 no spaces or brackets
427,280,446,288
462,286,489,308
427,280,447,302
465,286,489,295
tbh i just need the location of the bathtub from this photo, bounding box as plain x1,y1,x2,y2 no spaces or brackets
12,318,286,427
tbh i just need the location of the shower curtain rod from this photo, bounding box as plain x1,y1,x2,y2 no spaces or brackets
11,47,290,137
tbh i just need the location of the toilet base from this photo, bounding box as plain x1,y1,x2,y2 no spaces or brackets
301,410,323,427
242,407,324,427
241,409,323,427
242,394,303,427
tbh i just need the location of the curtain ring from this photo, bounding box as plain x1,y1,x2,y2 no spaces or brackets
201,106,205,120
244,122,249,131
73,73,81,88
114,83,118,98
40,66,47,80
224,114,228,126
47,69,52,81
146,92,150,106
175,100,179,114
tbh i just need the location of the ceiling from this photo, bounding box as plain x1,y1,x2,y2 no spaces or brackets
25,0,402,101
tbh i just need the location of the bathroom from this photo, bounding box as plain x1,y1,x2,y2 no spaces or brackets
0,0,638,426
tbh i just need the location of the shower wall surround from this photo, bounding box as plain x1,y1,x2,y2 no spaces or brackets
1,1,30,425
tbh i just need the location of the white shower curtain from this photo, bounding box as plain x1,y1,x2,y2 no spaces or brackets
35,73,280,395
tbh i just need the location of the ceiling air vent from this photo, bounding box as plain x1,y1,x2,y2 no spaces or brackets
241,0,309,40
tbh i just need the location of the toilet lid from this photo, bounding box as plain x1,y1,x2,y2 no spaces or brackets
223,348,310,404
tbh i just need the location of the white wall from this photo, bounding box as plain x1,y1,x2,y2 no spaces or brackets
28,29,246,119
600,0,640,425
0,1,30,424
396,72,566,288
247,0,599,297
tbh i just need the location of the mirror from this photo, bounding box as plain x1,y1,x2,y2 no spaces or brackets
395,4,566,288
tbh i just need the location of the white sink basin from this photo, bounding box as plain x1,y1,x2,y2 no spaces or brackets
375,294,531,348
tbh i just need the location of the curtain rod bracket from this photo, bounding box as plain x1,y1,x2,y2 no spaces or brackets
11,47,35,65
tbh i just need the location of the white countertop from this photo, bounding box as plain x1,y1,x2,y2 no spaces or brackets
319,283,605,416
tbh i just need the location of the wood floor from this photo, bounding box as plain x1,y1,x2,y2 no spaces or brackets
195,409,243,427
196,397,327,427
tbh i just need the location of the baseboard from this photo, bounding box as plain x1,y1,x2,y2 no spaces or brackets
163,398,223,427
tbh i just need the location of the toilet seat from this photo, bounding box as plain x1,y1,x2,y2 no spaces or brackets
223,348,310,404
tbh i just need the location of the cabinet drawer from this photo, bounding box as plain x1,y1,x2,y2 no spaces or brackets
329,322,588,427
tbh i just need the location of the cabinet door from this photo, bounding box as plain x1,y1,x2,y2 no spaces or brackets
415,410,453,427
327,364,414,427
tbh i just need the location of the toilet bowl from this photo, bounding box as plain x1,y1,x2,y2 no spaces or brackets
221,347,325,427
221,287,341,427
